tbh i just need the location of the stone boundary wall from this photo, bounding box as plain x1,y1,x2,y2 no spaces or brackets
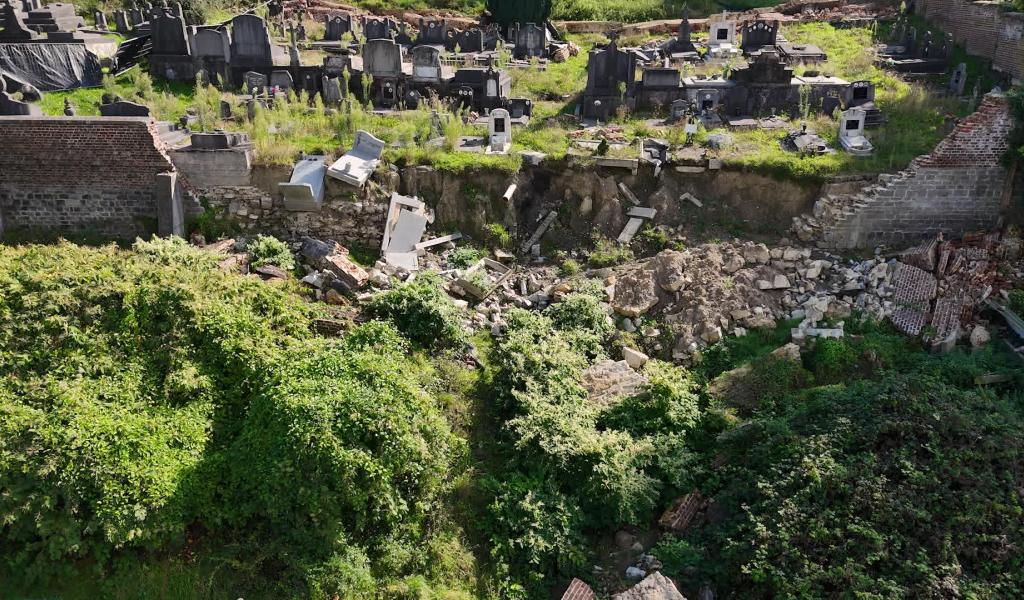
0,116,177,238
815,93,1016,249
916,0,1024,83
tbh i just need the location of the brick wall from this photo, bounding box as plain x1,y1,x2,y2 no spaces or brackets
0,116,176,238
917,0,1024,83
822,94,1016,248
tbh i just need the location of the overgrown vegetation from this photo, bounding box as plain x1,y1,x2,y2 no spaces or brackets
0,240,477,598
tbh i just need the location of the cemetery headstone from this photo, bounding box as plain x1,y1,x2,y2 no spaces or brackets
487,108,512,154
416,18,446,46
949,63,967,96
363,38,402,78
113,9,129,33
740,20,778,54
324,13,351,41
321,75,342,105
363,16,394,41
230,14,274,68
457,28,483,53
0,0,39,40
243,70,268,95
99,100,151,116
410,45,442,83
94,10,107,30
270,69,294,91
513,22,544,59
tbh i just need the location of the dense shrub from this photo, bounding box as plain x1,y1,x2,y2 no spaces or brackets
247,234,295,271
0,240,461,595
673,368,1024,598
366,273,466,350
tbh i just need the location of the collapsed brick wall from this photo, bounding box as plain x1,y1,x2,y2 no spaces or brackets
823,94,1015,249
916,0,1024,83
0,116,176,238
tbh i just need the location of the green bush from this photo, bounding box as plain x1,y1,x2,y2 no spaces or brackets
0,241,461,595
600,360,701,436
247,234,295,271
587,236,634,268
449,245,486,268
366,273,466,350
483,223,512,250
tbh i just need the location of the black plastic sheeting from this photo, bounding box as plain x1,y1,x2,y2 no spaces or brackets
0,43,103,91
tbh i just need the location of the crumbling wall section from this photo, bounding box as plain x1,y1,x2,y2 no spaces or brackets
801,94,1016,249
196,175,391,248
0,116,176,238
916,0,1024,83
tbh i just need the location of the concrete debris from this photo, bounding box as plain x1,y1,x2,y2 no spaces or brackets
680,192,703,208
618,182,641,205
582,359,648,406
618,218,645,243
520,210,559,253
612,572,686,600
622,346,649,370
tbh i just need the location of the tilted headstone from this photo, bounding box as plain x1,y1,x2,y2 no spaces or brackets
363,38,402,78
457,28,483,53
230,14,273,68
99,100,151,116
94,10,107,30
243,70,268,94
327,129,385,187
949,63,967,96
280,155,327,211
324,12,351,41
410,45,442,83
513,22,544,59
416,18,446,45
487,108,512,154
269,69,294,91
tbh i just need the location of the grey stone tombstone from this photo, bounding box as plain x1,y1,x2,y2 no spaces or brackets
172,1,183,19
321,75,342,105
99,100,151,116
219,99,232,118
487,108,512,154
151,10,189,55
327,129,385,187
114,10,129,33
482,23,500,51
457,27,483,53
194,29,231,84
845,80,874,107
410,45,441,84
642,67,680,88
323,54,348,76
429,109,444,139
443,28,458,52
669,98,690,122
155,171,184,237
740,20,778,54
270,70,293,91
243,70,267,94
417,18,446,46
94,10,107,30
363,38,402,79
508,97,532,121
287,22,300,66
514,22,544,59
949,63,967,96
129,7,143,26
324,13,351,41
363,16,393,41
230,14,273,68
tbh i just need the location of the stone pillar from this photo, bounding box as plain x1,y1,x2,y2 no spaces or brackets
155,171,184,236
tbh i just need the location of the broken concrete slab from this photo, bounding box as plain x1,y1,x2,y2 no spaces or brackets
323,252,369,289
582,359,647,406
383,251,419,271
617,217,644,243
280,155,326,211
415,232,463,252
618,182,640,205
327,130,384,187
680,192,703,208
520,210,558,253
611,572,685,600
388,210,428,253
627,206,657,219
622,346,649,370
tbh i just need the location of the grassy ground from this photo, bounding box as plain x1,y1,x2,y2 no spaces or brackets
47,21,993,178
